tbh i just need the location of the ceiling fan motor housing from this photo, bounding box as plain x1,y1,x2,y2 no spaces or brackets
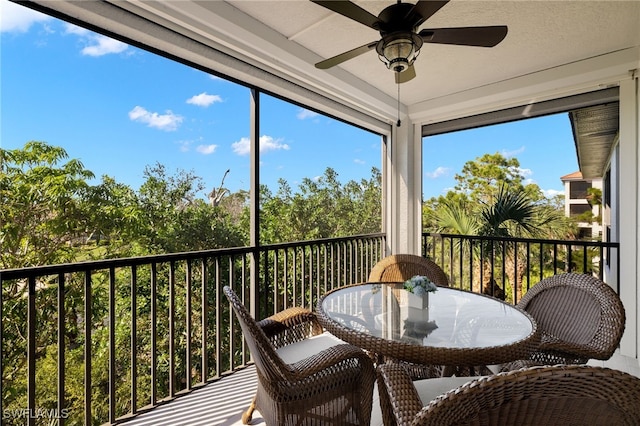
376,32,423,72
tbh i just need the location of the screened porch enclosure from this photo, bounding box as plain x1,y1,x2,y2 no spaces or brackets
2,1,640,425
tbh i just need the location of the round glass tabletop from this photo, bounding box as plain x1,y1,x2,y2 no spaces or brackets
318,283,539,366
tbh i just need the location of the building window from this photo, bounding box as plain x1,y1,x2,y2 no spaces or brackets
569,180,591,199
604,169,611,208
569,204,592,217
577,227,592,240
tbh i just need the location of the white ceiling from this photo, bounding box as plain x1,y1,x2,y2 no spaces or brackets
23,1,640,127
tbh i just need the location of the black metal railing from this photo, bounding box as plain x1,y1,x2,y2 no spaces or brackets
0,233,385,425
422,232,620,304
0,231,622,425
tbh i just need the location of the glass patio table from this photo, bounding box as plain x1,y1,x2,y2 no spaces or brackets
317,283,540,368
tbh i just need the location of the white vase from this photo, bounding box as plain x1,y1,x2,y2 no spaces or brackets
407,292,430,322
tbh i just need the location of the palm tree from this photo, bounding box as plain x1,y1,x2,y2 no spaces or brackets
431,185,569,300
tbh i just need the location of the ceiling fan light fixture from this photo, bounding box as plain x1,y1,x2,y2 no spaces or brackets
377,32,422,73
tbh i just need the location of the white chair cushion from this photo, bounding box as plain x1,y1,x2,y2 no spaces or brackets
275,331,346,364
371,383,383,426
371,375,482,426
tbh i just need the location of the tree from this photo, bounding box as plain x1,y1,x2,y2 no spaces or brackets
136,163,246,252
260,167,382,244
425,153,573,299
0,141,95,268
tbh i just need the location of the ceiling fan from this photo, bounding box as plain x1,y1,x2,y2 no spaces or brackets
312,0,508,84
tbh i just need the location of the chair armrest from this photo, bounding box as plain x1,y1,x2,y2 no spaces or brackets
257,307,323,348
377,363,424,426
288,343,374,379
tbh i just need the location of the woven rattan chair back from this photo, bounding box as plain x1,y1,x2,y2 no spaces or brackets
517,272,625,364
379,364,640,426
368,254,449,287
224,286,292,383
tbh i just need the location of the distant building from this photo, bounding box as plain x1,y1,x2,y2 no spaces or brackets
561,171,603,240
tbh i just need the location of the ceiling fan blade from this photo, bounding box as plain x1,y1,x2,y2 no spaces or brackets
406,1,450,27
311,0,380,29
315,42,378,69
419,26,508,47
395,64,416,84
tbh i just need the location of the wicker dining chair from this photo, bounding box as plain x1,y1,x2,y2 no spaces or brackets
368,254,456,378
377,363,640,426
368,254,449,287
223,286,375,426
513,272,625,366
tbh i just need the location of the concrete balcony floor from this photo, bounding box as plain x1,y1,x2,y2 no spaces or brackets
122,352,640,426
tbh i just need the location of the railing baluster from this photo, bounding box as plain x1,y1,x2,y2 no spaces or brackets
568,244,573,272
513,242,518,304
168,261,176,398
525,242,531,296
214,257,221,377
185,260,192,391
323,243,328,296
131,266,137,415
539,242,544,281
57,273,66,426
599,246,604,280
241,254,247,365
501,240,506,296
469,239,474,292
201,259,208,382
28,275,36,426
449,238,462,283
84,270,92,426
274,250,279,314
458,239,463,289
109,267,116,423
150,263,157,406
582,246,588,274
228,256,234,372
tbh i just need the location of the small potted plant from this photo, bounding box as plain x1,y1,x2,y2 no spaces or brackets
404,275,438,306
404,275,438,332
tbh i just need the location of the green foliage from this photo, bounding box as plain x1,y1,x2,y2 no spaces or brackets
1,141,383,423
260,167,382,243
0,141,95,268
424,152,577,298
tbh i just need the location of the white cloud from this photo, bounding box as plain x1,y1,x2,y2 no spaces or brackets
0,0,51,33
178,140,192,152
232,135,290,156
64,23,128,56
543,189,563,198
297,109,320,120
231,138,251,155
186,92,223,107
510,166,533,177
196,144,218,155
128,106,183,131
64,24,89,36
354,158,365,165
82,36,128,56
501,146,525,158
425,166,450,179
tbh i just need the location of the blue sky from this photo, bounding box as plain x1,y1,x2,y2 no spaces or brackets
1,0,577,201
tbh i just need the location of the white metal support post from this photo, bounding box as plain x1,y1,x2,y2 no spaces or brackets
387,117,423,255
618,76,639,358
